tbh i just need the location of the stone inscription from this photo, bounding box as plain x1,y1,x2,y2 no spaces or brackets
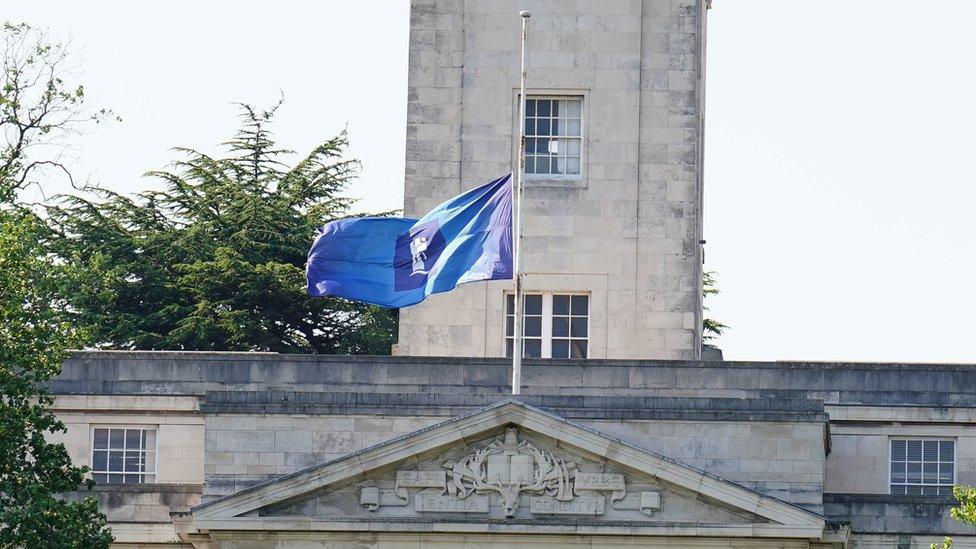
530,496,605,515
574,472,625,491
396,470,446,488
415,493,489,513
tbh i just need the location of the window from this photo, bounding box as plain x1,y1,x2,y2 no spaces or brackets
505,293,589,358
890,438,954,495
91,427,157,484
524,97,582,177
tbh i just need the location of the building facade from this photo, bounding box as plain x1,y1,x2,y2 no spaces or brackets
53,351,976,547
42,2,976,548
396,0,706,360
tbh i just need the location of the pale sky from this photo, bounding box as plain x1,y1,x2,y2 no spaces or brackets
9,1,976,363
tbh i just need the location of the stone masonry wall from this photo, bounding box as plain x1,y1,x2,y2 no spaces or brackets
397,0,705,359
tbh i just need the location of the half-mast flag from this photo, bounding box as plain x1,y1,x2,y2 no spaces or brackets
306,173,513,308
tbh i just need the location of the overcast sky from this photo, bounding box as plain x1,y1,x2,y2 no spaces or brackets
9,1,976,363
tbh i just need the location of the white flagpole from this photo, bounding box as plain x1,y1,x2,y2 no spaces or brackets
512,10,530,396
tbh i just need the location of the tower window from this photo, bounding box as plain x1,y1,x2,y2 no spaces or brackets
524,97,582,177
505,293,589,358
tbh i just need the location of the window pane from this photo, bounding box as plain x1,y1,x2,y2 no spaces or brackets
551,119,559,136
571,295,589,315
536,157,550,174
571,340,588,359
526,99,536,116
567,119,581,136
109,429,124,449
505,315,514,337
552,100,560,116
923,463,938,483
552,317,569,337
93,429,108,449
939,464,953,484
525,156,536,174
144,430,156,451
524,339,542,358
568,100,581,117
553,295,570,315
567,139,581,155
907,462,922,483
93,473,107,484
906,484,922,495
109,452,123,472
525,295,542,315
571,317,588,338
125,429,141,449
941,441,954,462
93,450,108,471
125,454,142,473
907,440,922,461
109,474,124,484
144,451,156,474
524,316,542,337
923,441,938,462
891,439,906,461
555,157,567,175
537,100,550,116
552,339,569,359
891,463,906,483
566,157,580,174
537,119,550,135
505,339,513,358
525,119,536,136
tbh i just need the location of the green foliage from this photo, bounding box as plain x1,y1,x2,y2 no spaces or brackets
0,210,112,548
0,22,117,203
932,485,976,549
46,102,396,353
702,270,728,343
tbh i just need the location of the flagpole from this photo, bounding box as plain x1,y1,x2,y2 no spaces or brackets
512,10,530,396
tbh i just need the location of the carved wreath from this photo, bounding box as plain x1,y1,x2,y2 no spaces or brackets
441,428,575,517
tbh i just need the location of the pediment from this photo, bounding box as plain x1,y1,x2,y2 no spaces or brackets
190,400,825,539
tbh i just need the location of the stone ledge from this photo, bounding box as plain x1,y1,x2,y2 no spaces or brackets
199,391,828,422
64,350,976,371
89,483,203,494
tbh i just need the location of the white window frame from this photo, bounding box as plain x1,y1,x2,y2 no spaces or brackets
90,426,158,484
505,292,590,359
512,89,588,186
888,437,956,496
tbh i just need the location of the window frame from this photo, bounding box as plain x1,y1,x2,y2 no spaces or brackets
513,90,588,186
504,292,590,359
90,425,158,485
888,437,956,496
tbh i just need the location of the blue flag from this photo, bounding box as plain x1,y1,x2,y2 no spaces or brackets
307,173,513,308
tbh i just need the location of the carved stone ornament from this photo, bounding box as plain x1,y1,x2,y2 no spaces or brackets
359,427,658,518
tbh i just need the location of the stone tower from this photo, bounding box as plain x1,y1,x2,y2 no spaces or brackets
396,0,708,360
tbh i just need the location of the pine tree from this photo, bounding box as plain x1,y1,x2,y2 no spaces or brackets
46,102,396,353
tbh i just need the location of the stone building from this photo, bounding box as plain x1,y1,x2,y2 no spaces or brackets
43,1,976,548
396,0,706,360
53,352,976,547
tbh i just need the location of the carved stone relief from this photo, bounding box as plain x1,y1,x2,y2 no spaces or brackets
358,427,661,518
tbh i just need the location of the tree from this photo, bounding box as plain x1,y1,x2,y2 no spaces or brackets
0,22,115,204
931,485,976,549
0,210,113,548
46,102,397,353
0,22,112,548
702,270,728,343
